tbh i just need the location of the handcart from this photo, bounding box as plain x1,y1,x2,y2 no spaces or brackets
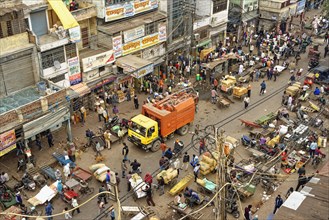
235,182,256,200
129,174,148,201
196,178,217,194
156,168,178,187
52,152,75,167
169,174,193,196
72,167,93,182
217,95,232,108
239,119,262,129
168,201,203,220
234,159,258,182
0,187,17,211
255,112,276,125
40,165,57,181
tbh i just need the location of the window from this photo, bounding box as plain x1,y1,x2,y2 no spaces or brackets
6,21,13,36
41,47,65,69
0,19,27,39
213,0,228,14
145,19,165,35
200,29,207,39
105,0,127,6
65,43,77,59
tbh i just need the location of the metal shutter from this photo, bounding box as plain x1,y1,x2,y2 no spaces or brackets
30,10,48,36
2,54,35,95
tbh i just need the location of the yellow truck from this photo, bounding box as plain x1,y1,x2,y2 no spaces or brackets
128,89,198,152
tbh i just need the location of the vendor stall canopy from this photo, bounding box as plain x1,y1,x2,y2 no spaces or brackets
0,87,41,115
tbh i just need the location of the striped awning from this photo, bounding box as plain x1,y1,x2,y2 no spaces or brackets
47,0,79,29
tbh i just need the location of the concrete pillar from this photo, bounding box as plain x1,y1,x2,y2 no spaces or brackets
66,119,72,142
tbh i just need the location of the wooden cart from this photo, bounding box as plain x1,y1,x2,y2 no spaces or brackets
168,201,203,220
233,86,248,100
239,119,262,129
217,95,234,108
169,174,193,196
255,112,276,125
72,167,93,182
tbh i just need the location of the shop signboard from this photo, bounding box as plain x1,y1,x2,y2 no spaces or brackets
122,38,141,56
124,25,145,43
141,33,159,49
113,35,123,58
158,23,167,42
132,64,154,78
0,130,16,157
105,0,158,22
82,50,115,72
69,26,81,43
68,57,81,85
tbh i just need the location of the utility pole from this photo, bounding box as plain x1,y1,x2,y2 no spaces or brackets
181,0,196,61
215,128,226,220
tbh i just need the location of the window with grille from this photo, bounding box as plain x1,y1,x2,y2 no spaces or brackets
41,47,65,69
145,19,165,35
65,43,77,59
213,0,228,14
6,21,13,36
0,23,3,38
0,19,27,38
105,0,127,6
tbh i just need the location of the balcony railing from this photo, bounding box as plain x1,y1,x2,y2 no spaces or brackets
70,4,97,21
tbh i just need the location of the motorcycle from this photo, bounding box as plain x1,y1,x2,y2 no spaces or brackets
14,173,36,191
225,200,240,218
241,135,257,147
312,155,325,169
308,58,319,69
17,158,26,172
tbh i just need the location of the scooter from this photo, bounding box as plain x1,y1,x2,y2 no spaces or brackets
225,200,240,218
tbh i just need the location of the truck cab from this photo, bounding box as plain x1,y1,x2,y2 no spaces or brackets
127,114,161,152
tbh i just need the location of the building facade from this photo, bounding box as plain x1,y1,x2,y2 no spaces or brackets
258,0,298,32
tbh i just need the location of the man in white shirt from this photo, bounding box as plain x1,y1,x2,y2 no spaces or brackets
287,95,293,109
64,207,72,219
97,106,104,122
193,164,200,182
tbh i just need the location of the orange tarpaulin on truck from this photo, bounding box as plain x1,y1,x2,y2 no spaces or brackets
200,48,214,60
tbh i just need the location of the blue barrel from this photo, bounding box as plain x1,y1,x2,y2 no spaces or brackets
37,81,46,94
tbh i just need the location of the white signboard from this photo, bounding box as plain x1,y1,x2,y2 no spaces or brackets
82,50,115,72
123,25,145,43
113,35,123,58
69,26,81,43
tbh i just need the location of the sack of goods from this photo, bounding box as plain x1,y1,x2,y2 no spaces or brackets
156,168,178,184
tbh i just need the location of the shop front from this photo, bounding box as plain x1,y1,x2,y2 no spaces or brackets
116,55,154,93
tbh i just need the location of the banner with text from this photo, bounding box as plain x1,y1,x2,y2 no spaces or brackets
68,57,81,85
0,130,16,157
122,31,166,56
105,0,158,22
113,35,123,58
82,50,115,72
123,25,145,43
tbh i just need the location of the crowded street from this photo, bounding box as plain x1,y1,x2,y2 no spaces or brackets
1,1,329,220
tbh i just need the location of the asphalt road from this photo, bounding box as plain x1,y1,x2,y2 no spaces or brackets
1,9,328,220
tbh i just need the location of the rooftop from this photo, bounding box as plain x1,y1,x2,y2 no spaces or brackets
0,87,41,115
98,11,166,35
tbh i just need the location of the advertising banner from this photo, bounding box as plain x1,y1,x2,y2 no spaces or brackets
68,57,81,85
141,33,159,49
105,0,158,22
123,25,145,43
158,23,167,42
0,130,16,157
113,35,123,58
82,50,115,72
69,26,81,43
122,38,141,56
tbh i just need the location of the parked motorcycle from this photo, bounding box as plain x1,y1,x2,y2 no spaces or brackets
241,135,257,147
14,173,36,191
225,200,240,218
308,58,319,69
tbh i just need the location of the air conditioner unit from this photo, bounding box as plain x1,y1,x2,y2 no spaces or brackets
249,6,253,11
254,4,258,10
194,33,200,41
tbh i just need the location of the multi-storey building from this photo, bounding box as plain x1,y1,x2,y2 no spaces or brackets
228,0,259,40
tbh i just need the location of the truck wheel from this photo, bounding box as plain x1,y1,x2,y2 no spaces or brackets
151,140,161,152
227,89,233,95
178,125,189,136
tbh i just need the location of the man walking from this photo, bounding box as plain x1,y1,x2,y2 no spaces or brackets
211,88,218,104
103,130,111,150
273,195,283,214
193,164,200,182
244,96,250,109
247,84,251,97
97,106,104,122
45,201,54,220
71,196,80,216
182,152,190,171
259,80,266,95
158,176,165,195
98,185,108,204
199,138,206,155
122,143,130,162
324,44,328,58
133,95,139,109
160,140,167,157
142,185,155,206
47,132,54,148
121,159,127,178
95,141,102,158
36,136,42,151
